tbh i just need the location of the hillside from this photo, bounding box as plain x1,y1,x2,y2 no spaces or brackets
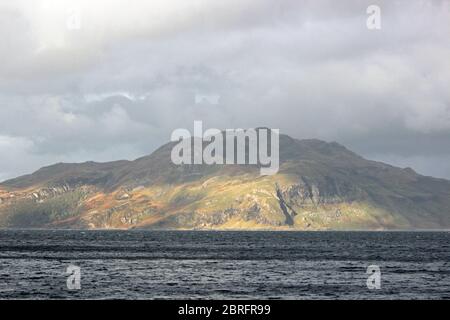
1,134,450,230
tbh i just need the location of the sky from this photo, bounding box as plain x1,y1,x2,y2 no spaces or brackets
0,0,449,181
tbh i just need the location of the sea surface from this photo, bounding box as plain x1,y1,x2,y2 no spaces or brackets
0,230,449,299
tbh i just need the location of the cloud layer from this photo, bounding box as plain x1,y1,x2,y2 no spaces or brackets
0,0,449,180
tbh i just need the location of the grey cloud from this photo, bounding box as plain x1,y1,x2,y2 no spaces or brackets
0,0,449,180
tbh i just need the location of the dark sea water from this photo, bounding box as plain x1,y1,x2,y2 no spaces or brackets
0,230,449,299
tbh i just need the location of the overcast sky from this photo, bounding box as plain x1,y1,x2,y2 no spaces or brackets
0,0,449,181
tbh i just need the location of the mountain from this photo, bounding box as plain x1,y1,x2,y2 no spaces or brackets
1,133,450,230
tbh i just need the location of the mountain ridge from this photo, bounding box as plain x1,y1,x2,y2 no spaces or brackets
1,134,450,230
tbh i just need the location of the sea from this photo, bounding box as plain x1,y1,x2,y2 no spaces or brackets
0,230,449,299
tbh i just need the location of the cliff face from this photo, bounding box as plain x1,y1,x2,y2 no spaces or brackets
1,134,450,230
